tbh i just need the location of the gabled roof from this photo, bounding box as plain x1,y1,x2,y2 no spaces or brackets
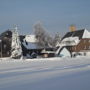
23,42,37,49
25,35,37,43
59,47,71,57
0,30,12,39
62,29,85,40
82,29,90,38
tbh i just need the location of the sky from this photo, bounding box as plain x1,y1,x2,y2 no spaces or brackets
0,0,90,36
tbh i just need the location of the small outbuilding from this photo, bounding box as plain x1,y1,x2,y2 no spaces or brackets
59,47,71,57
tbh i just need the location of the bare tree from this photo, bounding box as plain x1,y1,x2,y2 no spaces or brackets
53,33,61,47
33,22,61,48
33,22,54,48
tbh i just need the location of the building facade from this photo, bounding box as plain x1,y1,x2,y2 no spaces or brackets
58,29,90,57
0,30,12,57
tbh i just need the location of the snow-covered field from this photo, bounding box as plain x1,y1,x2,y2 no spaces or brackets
0,57,90,90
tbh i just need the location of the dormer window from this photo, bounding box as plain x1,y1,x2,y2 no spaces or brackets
4,44,7,49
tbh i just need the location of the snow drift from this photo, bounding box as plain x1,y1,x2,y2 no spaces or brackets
0,57,90,90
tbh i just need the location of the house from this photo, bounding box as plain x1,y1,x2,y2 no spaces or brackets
0,28,23,59
20,34,42,58
59,47,71,57
0,28,55,59
1,27,90,59
20,35,55,58
0,30,12,58
57,29,90,57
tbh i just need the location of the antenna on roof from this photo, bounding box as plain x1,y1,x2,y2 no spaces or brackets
69,24,76,32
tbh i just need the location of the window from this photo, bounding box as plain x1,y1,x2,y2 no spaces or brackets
84,40,86,43
6,32,9,36
4,44,7,49
84,46,87,49
89,40,90,43
74,47,76,50
7,51,10,55
89,46,90,49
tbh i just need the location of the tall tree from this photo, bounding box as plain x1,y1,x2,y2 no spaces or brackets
33,22,53,48
53,33,61,47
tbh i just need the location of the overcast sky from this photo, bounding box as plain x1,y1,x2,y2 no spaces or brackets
0,0,90,35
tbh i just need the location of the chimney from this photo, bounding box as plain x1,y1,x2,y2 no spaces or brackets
69,25,76,32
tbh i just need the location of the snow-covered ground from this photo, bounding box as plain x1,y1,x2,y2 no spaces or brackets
0,57,90,90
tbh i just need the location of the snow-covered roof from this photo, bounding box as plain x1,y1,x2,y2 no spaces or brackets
62,29,84,40
41,49,55,54
82,29,90,38
25,35,37,43
22,42,37,49
62,29,90,40
61,36,80,46
60,47,71,57
57,29,90,47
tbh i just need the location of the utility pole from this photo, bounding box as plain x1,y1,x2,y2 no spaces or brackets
0,39,2,58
